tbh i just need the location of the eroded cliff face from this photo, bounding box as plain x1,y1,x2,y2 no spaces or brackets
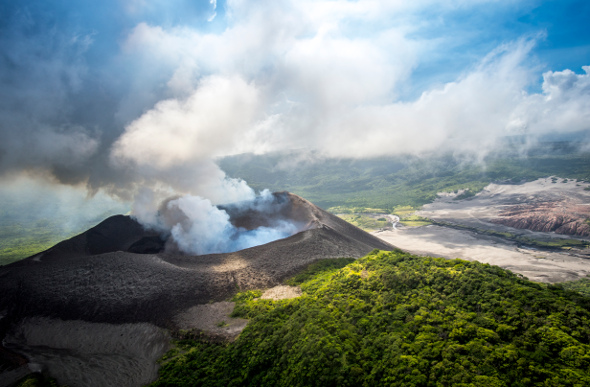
492,202,590,237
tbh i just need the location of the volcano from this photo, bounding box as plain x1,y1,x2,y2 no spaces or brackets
0,192,393,386
0,192,393,324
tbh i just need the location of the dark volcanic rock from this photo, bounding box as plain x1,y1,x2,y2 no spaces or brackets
0,193,395,328
127,236,166,254
28,214,163,261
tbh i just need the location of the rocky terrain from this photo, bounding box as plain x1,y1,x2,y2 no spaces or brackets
0,192,393,387
418,178,590,243
492,201,590,237
375,225,590,283
374,178,590,284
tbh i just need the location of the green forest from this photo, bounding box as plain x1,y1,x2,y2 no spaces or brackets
151,251,590,387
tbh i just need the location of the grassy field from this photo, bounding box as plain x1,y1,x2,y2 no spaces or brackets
0,215,115,265
336,214,390,230
399,215,432,227
0,222,69,265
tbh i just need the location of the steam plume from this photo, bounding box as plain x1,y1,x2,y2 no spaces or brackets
134,189,302,255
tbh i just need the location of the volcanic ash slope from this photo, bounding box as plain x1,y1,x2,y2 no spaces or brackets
0,192,393,327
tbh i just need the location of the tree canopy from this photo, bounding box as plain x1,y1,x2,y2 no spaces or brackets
152,250,590,387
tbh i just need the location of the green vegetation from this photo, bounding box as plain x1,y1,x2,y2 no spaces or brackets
453,189,477,200
284,258,356,286
0,222,68,265
562,276,590,297
14,374,61,387
392,205,417,217
151,250,590,386
0,212,113,265
327,206,388,214
399,215,432,227
336,214,389,230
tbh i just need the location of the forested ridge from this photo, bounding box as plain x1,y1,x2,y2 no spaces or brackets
151,251,590,387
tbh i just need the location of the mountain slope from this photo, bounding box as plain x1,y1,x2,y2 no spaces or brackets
152,250,590,387
0,192,394,326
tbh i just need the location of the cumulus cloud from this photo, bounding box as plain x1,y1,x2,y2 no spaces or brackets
111,75,262,169
508,66,590,136
116,19,589,166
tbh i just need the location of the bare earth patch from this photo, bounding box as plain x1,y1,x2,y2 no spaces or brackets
173,302,248,341
261,285,302,300
418,178,590,242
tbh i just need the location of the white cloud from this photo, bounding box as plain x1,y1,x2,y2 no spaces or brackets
108,0,590,201
111,75,262,169
509,66,590,135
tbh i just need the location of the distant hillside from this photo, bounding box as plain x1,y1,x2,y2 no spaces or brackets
152,250,590,387
219,144,590,211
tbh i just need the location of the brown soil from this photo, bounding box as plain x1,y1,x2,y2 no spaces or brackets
173,302,248,342
418,178,590,243
260,285,302,300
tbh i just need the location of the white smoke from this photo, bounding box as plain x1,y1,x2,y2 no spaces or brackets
133,189,301,255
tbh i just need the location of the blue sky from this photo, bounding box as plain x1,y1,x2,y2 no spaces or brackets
0,0,589,202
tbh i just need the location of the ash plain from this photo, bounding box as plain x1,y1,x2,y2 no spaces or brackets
374,178,590,283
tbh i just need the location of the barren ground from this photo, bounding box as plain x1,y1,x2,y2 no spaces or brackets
261,285,302,300
173,302,248,341
418,178,590,242
374,178,590,283
3,318,169,387
375,226,589,283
